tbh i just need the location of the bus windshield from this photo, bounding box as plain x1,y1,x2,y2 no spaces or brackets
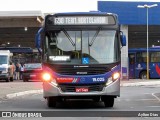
44,30,119,64
0,55,8,64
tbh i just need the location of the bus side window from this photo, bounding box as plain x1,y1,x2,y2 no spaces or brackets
137,57,143,63
156,52,160,62
151,54,157,62
151,52,160,62
141,52,147,62
151,57,154,62
154,58,157,62
136,52,142,63
129,54,135,64
143,57,147,62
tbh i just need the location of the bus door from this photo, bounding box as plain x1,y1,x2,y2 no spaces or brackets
129,53,136,78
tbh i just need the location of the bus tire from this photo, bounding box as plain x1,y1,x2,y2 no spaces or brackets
140,71,147,79
47,97,57,108
102,96,114,107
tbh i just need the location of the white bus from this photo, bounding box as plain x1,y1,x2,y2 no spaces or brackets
0,50,13,82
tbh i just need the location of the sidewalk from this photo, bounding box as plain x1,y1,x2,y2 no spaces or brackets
0,80,42,100
0,79,160,99
120,79,160,86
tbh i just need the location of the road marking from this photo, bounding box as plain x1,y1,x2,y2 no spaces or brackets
152,93,160,103
135,99,156,101
117,98,156,101
6,89,43,99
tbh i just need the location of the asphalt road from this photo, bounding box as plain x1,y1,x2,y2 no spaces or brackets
0,85,160,120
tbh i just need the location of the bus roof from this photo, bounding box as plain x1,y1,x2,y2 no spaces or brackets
51,12,117,16
129,47,160,53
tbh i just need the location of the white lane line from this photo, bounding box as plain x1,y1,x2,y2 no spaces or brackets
152,93,160,102
116,99,156,102
135,99,156,101
6,89,43,99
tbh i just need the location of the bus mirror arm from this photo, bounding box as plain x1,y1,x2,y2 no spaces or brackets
38,48,42,55
35,28,43,54
120,31,126,46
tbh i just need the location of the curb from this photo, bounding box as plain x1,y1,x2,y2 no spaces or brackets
6,89,43,99
120,81,160,87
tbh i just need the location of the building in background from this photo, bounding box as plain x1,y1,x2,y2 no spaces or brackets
0,11,43,63
98,1,160,79
1,1,160,78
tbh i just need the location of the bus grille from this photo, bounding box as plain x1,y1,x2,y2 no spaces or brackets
49,64,113,75
59,84,105,92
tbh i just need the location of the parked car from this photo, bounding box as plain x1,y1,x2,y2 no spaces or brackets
23,63,42,82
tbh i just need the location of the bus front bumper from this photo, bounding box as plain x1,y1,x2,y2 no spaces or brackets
43,79,120,98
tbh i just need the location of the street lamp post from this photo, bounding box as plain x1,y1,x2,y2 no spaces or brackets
137,4,158,79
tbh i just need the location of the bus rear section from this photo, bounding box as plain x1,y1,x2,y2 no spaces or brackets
129,47,160,79
36,12,126,107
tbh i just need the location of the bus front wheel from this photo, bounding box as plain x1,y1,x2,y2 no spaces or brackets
101,96,114,107
140,71,148,79
47,97,57,108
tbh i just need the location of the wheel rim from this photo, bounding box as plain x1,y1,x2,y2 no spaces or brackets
142,74,147,79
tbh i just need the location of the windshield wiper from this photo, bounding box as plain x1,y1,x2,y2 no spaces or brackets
62,29,75,46
89,27,101,46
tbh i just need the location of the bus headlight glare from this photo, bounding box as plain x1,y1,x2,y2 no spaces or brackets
113,72,120,80
42,73,51,82
106,72,120,86
42,73,58,86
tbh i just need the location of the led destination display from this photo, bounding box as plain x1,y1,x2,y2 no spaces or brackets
47,16,116,25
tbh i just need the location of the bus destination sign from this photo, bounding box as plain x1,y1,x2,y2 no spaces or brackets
53,16,115,25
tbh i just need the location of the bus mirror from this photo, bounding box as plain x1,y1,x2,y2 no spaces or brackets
120,34,126,46
35,33,40,48
35,28,43,54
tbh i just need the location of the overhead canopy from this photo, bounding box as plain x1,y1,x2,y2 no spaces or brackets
0,11,44,48
0,47,33,53
0,11,44,27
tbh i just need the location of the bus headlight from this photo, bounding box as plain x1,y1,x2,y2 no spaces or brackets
106,72,120,86
106,77,113,86
113,72,120,80
42,73,57,86
42,73,51,82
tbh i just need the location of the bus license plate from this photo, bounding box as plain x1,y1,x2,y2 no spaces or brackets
76,88,88,92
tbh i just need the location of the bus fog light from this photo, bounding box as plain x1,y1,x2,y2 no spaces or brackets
106,72,120,86
106,77,113,86
51,79,58,86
